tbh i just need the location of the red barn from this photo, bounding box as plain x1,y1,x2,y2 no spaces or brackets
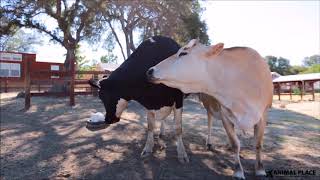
0,51,64,92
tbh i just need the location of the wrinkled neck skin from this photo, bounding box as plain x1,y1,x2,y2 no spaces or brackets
157,58,210,94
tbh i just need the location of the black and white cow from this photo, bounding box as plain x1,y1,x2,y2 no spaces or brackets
88,36,189,163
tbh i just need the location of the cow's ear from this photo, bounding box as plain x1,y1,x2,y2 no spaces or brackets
206,43,224,57
185,39,198,48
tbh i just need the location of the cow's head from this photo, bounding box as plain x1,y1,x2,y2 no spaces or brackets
146,39,224,93
90,78,128,124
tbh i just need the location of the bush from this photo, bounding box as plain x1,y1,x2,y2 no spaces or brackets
292,88,301,95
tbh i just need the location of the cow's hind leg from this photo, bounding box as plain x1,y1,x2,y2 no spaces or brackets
174,107,189,163
160,120,166,138
141,111,155,157
206,110,214,150
221,117,245,179
254,111,267,176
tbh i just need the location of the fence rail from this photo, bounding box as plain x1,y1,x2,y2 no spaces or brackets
23,59,108,110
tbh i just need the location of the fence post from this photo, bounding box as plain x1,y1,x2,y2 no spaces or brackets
277,82,281,101
5,78,8,93
300,81,304,100
70,58,75,106
93,73,98,96
24,58,31,110
289,83,292,100
311,81,315,101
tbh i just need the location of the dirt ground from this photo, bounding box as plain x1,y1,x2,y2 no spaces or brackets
1,92,319,180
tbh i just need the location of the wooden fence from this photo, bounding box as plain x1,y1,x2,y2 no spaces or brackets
273,80,318,101
24,59,108,110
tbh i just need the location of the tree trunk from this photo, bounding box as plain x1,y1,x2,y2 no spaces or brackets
129,30,136,52
49,47,76,93
124,29,131,58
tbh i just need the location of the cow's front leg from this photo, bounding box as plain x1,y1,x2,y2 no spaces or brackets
174,107,189,163
141,111,155,157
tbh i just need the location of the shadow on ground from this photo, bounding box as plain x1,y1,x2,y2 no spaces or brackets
1,95,319,179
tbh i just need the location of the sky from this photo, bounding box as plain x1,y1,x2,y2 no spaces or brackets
34,1,319,66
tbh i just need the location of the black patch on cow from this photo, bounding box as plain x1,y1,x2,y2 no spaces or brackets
95,36,184,123
178,52,188,57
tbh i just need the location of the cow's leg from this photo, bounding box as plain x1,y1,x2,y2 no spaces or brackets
141,110,155,157
160,119,166,138
206,110,214,150
221,117,245,179
221,117,237,150
254,111,267,176
156,106,173,149
174,107,189,163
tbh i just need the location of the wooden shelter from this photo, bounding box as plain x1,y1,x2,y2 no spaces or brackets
273,73,320,101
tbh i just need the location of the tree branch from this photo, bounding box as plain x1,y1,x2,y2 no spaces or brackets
104,16,126,60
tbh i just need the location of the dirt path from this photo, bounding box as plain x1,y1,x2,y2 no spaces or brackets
1,93,319,179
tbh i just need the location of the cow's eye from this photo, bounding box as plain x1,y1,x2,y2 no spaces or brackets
179,52,188,57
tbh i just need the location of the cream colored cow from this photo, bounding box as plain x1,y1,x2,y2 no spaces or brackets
147,39,273,179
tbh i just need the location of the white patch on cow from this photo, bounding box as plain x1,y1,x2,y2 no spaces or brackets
154,106,172,120
149,37,156,43
88,112,105,123
116,98,128,118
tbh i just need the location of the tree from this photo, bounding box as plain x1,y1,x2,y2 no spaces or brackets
99,0,209,60
75,45,88,70
100,53,117,64
277,57,291,75
265,56,278,72
1,0,105,71
289,65,307,75
2,0,106,92
265,56,292,75
303,55,320,67
300,64,320,74
176,2,210,45
0,29,43,52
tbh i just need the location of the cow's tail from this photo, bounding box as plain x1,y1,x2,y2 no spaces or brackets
88,79,101,89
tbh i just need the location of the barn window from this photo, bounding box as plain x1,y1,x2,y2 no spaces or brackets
10,63,21,77
51,65,60,71
0,62,21,77
0,52,22,61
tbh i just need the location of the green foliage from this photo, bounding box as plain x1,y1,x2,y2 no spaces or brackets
101,0,210,60
179,11,210,45
75,45,89,69
100,53,117,64
0,29,43,52
289,65,307,75
265,56,292,75
303,55,320,67
292,88,301,95
1,0,106,70
300,64,320,74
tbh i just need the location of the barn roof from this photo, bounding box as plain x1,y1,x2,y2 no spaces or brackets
273,73,320,83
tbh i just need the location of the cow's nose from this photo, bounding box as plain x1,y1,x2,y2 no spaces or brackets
146,68,154,79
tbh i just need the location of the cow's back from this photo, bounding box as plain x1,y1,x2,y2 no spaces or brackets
100,36,183,110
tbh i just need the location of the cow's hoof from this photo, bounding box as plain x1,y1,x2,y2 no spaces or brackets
86,121,109,131
206,144,214,151
255,169,266,176
233,170,245,179
141,150,152,158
